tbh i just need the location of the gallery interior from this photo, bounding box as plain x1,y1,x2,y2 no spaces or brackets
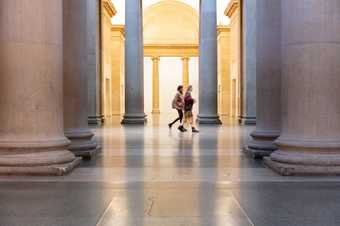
0,0,340,225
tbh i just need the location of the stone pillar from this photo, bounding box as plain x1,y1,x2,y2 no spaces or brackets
152,57,160,114
122,0,146,124
245,0,281,159
239,0,257,125
63,0,98,160
87,0,103,125
0,0,80,175
198,0,221,125
265,0,340,175
182,57,190,89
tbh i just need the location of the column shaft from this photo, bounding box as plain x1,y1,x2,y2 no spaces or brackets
265,0,340,175
152,57,160,114
122,0,146,124
246,0,281,159
182,57,190,89
87,0,103,125
240,0,257,125
63,0,98,160
198,0,221,124
0,0,80,175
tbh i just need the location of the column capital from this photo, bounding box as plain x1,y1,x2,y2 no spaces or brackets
151,56,160,62
181,56,190,62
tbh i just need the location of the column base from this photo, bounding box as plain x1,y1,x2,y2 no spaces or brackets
121,114,147,125
88,115,104,126
244,146,273,159
0,149,81,176
197,115,222,125
245,130,280,159
239,116,256,125
0,158,81,176
65,128,99,161
264,157,340,176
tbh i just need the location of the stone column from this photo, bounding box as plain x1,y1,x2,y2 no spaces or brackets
87,0,103,125
152,57,160,114
182,57,190,89
198,0,221,124
122,0,146,124
239,0,257,125
63,0,98,160
245,0,281,159
0,0,80,175
265,0,340,175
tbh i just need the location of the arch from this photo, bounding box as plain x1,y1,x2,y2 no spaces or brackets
143,0,199,45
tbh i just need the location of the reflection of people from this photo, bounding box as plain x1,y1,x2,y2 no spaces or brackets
183,85,199,133
169,85,186,132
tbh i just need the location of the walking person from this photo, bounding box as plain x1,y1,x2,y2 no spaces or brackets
169,85,186,132
183,85,199,133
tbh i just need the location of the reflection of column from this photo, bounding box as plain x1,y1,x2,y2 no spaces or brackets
182,57,190,89
63,0,98,160
0,0,80,175
265,0,340,175
198,0,221,124
246,0,281,159
152,57,160,114
122,0,146,124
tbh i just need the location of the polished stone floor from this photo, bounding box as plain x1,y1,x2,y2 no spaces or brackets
1,115,340,226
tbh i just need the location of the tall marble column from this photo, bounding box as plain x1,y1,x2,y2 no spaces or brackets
198,0,221,125
152,57,160,114
182,57,190,89
122,0,146,124
0,0,80,175
245,0,281,159
239,0,257,125
87,0,103,125
265,0,340,175
63,0,98,160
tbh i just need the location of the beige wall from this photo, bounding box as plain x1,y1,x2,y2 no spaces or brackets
111,26,125,116
226,0,241,119
101,0,115,119
217,26,232,118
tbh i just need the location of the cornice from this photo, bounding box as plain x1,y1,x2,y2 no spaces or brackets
225,0,239,18
103,0,117,18
111,24,125,37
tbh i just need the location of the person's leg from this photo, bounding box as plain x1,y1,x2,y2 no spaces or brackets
178,110,187,132
190,114,199,133
169,109,181,128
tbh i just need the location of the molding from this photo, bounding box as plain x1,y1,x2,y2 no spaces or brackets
225,0,239,18
217,25,231,35
144,44,199,57
111,24,125,37
102,0,117,18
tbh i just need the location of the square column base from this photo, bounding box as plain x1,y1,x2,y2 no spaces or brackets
239,116,256,125
73,145,101,161
264,157,340,176
0,157,81,176
121,114,147,125
197,115,222,125
244,146,273,159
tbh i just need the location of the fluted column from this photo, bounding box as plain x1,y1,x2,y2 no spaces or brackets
245,0,281,159
152,57,160,114
198,0,221,124
182,57,190,89
265,0,340,175
63,0,98,160
0,0,80,175
122,0,146,124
